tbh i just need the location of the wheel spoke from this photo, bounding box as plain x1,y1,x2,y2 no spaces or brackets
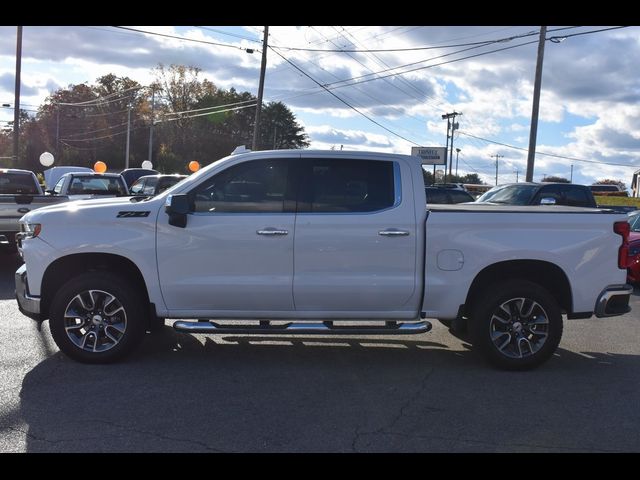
518,337,534,357
107,322,125,335
491,313,510,325
65,322,85,332
104,328,120,344
491,331,512,351
104,305,125,317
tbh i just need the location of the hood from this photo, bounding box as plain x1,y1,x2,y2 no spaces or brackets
22,196,161,223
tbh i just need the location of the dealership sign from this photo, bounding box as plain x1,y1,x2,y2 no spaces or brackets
411,146,447,165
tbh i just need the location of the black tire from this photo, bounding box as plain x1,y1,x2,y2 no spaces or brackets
469,280,563,370
49,271,147,363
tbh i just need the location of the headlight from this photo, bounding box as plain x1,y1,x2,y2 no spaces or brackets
20,222,42,238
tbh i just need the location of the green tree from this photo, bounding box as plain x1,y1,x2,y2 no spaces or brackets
259,101,309,150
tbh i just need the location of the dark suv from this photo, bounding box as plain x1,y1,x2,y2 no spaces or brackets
475,182,597,207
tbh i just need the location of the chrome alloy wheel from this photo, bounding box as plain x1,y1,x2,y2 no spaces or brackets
63,289,127,353
489,297,549,359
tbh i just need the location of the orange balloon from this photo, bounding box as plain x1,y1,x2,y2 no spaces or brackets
94,161,107,173
188,161,200,172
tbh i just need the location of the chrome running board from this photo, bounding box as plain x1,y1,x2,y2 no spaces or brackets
172,320,432,335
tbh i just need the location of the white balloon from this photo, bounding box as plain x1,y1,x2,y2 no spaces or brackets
141,160,153,170
39,151,54,167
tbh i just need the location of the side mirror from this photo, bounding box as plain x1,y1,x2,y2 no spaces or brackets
540,197,556,205
165,194,190,228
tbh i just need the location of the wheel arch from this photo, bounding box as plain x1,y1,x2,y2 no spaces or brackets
464,260,573,316
41,253,150,319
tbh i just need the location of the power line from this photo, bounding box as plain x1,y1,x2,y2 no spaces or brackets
111,26,255,53
269,46,421,146
459,131,638,168
268,26,582,53
547,25,629,42
193,26,261,43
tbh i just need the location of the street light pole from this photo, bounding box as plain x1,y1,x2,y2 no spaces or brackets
455,148,461,177
13,26,23,167
148,86,155,163
125,103,132,169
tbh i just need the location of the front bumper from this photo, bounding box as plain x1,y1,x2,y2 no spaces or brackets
595,284,633,318
15,264,42,321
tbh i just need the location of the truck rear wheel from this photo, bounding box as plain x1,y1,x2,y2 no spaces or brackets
469,280,563,370
49,272,147,363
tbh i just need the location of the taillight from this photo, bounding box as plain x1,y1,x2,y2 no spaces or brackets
614,221,630,269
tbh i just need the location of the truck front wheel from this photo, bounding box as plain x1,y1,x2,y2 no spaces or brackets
469,280,563,370
49,272,147,363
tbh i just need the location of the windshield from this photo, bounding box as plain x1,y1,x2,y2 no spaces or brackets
476,184,539,205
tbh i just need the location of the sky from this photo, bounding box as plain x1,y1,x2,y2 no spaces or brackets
1,25,639,188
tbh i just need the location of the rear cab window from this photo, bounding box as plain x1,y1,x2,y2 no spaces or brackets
0,171,39,194
298,158,396,213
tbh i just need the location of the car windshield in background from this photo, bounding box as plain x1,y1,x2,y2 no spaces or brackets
629,212,640,232
0,172,39,194
476,184,539,205
69,176,126,195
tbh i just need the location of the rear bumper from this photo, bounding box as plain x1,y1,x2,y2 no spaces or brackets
15,264,42,321
595,284,633,318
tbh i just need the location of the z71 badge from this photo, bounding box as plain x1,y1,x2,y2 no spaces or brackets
117,211,150,218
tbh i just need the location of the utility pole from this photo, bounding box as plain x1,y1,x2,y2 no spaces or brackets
514,167,520,183
13,26,22,167
55,105,60,159
148,86,155,163
449,116,460,181
491,154,503,185
252,26,269,151
125,103,132,169
455,148,461,177
442,112,462,183
443,117,450,183
526,26,547,182
570,164,574,183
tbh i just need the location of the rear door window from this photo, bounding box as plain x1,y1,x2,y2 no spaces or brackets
299,159,395,213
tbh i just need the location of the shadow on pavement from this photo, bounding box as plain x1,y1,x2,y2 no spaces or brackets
0,252,22,300
15,326,640,452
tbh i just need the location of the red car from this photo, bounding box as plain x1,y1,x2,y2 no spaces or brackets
627,211,640,284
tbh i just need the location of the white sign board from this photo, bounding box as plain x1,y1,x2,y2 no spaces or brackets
411,146,447,165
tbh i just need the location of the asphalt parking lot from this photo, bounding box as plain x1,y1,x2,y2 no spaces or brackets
1,252,639,452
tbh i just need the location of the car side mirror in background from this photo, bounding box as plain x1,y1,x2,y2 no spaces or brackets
165,194,190,228
540,197,557,205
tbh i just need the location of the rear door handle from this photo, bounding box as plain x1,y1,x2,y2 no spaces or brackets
378,229,410,236
257,228,289,236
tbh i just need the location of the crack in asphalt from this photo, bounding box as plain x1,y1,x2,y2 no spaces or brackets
91,419,226,452
352,429,626,453
352,368,436,452
2,420,227,452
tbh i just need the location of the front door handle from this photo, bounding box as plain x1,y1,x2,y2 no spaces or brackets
378,228,410,237
257,228,289,236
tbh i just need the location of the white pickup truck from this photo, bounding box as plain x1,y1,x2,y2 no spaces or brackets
14,150,633,369
0,168,67,252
